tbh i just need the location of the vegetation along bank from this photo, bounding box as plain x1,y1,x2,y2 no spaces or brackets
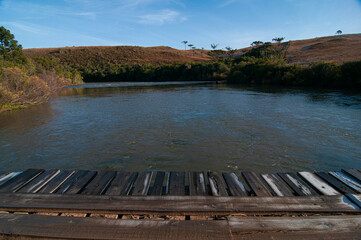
1,25,361,112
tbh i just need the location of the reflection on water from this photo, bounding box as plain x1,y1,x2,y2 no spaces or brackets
0,82,360,173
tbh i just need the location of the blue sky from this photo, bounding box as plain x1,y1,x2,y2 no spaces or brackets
1,0,361,49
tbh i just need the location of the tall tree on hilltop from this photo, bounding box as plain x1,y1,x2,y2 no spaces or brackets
182,41,188,50
272,37,285,45
0,26,23,60
336,30,342,35
211,43,218,50
251,41,264,46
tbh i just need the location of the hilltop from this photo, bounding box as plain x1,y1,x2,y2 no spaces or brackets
23,34,361,66
24,46,211,66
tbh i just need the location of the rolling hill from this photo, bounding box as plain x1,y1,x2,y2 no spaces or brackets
23,34,361,66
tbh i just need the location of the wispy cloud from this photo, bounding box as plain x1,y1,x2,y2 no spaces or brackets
0,21,44,34
137,9,185,25
219,0,251,7
219,0,237,7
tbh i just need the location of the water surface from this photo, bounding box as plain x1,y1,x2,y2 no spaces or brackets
0,82,360,173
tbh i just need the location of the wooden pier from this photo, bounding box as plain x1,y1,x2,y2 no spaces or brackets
0,168,360,239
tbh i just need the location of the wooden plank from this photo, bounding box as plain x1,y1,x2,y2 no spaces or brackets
222,173,248,196
37,170,74,194
17,169,60,193
189,172,207,196
346,194,361,209
316,172,357,194
330,171,361,193
299,172,340,195
229,216,361,239
167,172,185,196
81,171,116,195
105,172,138,196
0,172,22,187
261,173,294,197
56,170,95,194
0,193,359,214
132,171,153,196
242,172,272,197
207,172,228,196
342,169,361,182
0,169,44,193
232,231,361,240
278,172,318,196
0,213,231,240
149,171,165,195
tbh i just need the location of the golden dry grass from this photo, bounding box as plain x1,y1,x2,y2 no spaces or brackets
23,34,361,66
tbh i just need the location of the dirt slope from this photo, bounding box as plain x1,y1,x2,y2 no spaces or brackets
285,34,361,65
24,34,361,66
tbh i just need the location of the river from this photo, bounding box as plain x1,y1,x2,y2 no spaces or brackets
0,82,360,173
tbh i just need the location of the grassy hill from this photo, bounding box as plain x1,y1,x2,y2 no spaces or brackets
23,34,361,66
24,46,211,67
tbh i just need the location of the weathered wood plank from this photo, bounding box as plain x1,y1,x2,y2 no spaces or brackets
232,231,361,240
132,171,153,196
0,213,231,240
242,172,273,197
261,173,294,196
229,215,361,233
346,194,361,209
149,171,165,195
105,172,138,196
81,171,116,195
222,173,248,196
189,172,207,196
207,172,228,196
37,170,74,194
299,172,340,195
168,172,185,196
0,172,21,187
17,169,60,193
316,172,357,194
278,172,318,196
330,171,361,193
0,169,44,193
0,193,359,214
56,171,94,194
342,169,361,182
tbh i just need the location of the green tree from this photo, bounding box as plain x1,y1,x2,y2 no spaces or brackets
251,41,264,46
0,26,23,60
336,30,342,35
182,40,188,50
188,44,194,49
211,43,219,50
272,37,285,45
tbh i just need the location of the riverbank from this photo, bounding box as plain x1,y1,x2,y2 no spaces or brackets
0,58,82,112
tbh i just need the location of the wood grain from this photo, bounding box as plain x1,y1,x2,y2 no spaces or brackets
0,213,231,240
0,169,44,193
149,171,165,195
0,193,359,214
189,172,207,196
132,171,153,196
17,169,60,193
168,172,185,196
105,172,138,196
299,172,340,195
242,172,273,197
222,173,248,196
207,172,228,196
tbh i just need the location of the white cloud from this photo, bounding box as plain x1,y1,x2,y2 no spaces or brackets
137,9,185,25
